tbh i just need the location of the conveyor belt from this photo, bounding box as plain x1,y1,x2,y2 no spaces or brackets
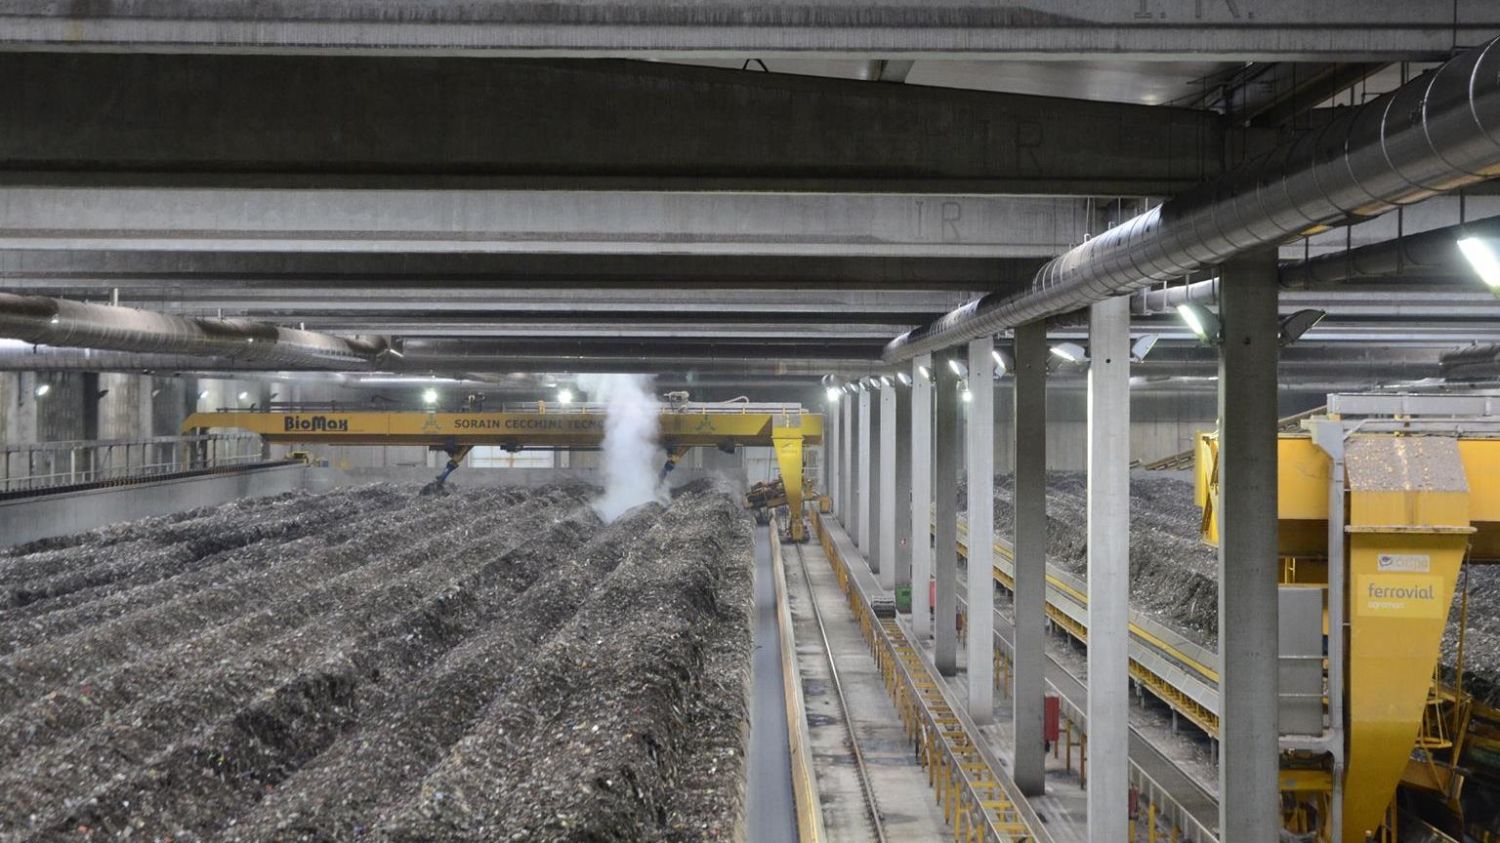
748,524,799,843
950,518,1221,737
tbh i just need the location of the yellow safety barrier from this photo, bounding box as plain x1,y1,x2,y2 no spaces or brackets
813,512,1039,843
769,516,827,843
951,520,1221,738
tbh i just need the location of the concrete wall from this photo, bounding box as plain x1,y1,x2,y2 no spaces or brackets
0,462,305,548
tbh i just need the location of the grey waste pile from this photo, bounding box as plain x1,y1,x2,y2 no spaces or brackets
0,478,755,841
381,476,755,842
1443,566,1500,707
973,471,1220,647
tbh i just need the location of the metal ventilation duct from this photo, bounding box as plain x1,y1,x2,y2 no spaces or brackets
884,36,1500,363
1439,343,1500,381
0,293,388,368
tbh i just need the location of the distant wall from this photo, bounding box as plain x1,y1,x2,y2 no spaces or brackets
0,462,305,548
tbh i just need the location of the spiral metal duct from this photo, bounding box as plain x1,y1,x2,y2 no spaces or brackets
0,293,388,368
884,35,1500,364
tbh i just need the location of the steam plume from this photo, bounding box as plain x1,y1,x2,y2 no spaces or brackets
577,374,667,521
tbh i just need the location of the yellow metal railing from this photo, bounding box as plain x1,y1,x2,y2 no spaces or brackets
768,516,827,843
814,512,1038,843
950,520,1221,738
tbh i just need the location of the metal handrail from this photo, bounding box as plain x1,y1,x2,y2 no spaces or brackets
0,432,263,493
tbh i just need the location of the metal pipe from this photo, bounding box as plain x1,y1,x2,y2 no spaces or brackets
1279,215,1500,288
0,293,386,367
884,36,1500,363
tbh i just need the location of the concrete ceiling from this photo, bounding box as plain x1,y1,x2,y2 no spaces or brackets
1,6,1499,387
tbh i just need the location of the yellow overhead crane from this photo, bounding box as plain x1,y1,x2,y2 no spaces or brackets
1197,393,1500,842
182,402,824,540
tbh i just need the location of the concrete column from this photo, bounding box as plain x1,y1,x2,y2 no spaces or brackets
1087,294,1131,842
857,387,871,549
966,336,995,723
893,382,912,591
911,355,934,639
841,392,854,527
933,348,961,675
1012,320,1049,795
98,373,150,440
878,382,897,590
1217,250,1281,840
867,386,884,574
826,394,839,516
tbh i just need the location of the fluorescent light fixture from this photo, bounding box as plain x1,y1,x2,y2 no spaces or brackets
1279,308,1326,346
991,349,1013,376
33,383,50,398
357,376,458,385
1459,236,1500,288
947,358,964,376
237,391,250,401
421,388,439,405
558,389,574,404
1130,334,1160,362
918,365,932,381
48,316,59,325
879,375,893,388
826,387,841,402
1175,303,1222,345
896,372,912,386
961,388,972,402
386,348,405,358
197,389,209,400
1050,342,1087,363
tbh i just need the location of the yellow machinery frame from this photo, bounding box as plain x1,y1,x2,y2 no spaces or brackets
183,405,824,539
1196,403,1500,842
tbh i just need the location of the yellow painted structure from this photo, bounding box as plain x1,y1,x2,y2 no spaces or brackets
1197,431,1492,842
183,407,823,539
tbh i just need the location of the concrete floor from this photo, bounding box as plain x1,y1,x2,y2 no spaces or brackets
784,537,949,843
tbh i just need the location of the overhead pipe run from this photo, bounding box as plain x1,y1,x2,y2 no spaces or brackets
883,35,1500,364
0,293,388,368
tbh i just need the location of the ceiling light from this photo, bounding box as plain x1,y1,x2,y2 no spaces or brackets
1175,303,1222,345
947,358,965,376
896,372,912,386
557,388,574,404
47,316,59,325
421,388,438,405
1050,342,1088,363
237,391,250,401
1279,309,1326,346
1130,334,1160,362
991,349,1013,376
961,388,972,403
825,387,841,402
918,365,932,381
197,389,209,400
879,375,893,388
386,348,405,358
1459,236,1500,289
33,383,50,398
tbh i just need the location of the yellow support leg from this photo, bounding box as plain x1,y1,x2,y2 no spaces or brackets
772,427,807,541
